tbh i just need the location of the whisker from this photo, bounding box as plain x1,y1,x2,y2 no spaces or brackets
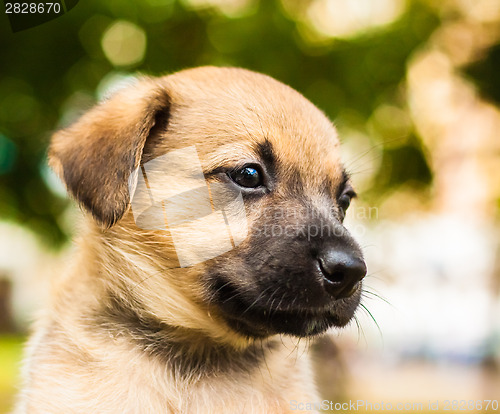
353,315,366,345
361,289,392,307
359,303,383,340
242,285,275,315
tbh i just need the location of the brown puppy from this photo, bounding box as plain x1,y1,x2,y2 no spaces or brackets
14,67,366,414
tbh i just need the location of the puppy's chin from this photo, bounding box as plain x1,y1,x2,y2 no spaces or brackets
212,278,361,338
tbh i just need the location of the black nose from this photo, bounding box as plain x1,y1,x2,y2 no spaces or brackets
317,250,367,299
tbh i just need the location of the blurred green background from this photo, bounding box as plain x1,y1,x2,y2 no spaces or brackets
0,0,442,247
1,0,500,412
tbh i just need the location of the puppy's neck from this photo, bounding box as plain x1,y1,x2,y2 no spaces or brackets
95,291,278,382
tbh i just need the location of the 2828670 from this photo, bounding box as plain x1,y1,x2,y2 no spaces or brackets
5,3,62,14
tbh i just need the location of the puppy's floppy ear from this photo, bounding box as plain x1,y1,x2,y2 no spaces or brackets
49,78,170,228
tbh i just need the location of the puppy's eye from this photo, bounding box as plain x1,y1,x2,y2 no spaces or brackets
229,165,263,188
338,190,356,214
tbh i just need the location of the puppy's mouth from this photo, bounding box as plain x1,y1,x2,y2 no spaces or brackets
211,279,361,338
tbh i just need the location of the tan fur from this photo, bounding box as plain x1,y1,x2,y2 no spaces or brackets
14,67,352,414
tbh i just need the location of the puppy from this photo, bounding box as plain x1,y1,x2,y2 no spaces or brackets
14,67,366,414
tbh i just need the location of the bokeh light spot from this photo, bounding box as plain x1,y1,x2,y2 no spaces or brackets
96,71,138,101
306,0,407,40
101,20,147,67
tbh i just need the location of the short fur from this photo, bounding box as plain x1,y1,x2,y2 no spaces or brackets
14,67,365,414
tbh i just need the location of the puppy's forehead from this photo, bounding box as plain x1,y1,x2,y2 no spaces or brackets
163,67,344,185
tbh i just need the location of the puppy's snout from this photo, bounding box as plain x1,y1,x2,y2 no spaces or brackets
317,250,366,299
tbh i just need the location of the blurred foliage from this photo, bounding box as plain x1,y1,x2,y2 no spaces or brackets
465,43,500,106
1,0,493,246
0,335,24,413
372,134,433,192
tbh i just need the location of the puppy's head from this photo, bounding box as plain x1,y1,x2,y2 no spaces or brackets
50,67,366,341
